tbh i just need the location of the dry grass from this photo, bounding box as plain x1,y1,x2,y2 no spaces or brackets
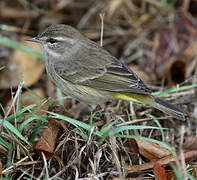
0,0,197,179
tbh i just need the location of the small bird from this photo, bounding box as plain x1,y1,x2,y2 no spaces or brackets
26,24,187,120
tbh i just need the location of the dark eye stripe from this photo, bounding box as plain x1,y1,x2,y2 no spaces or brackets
47,38,57,44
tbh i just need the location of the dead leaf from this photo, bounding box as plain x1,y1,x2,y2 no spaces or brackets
167,60,186,86
183,136,197,150
125,149,197,173
192,167,197,179
166,171,176,180
35,104,74,160
35,118,59,160
136,139,171,160
167,40,197,86
124,138,139,154
181,41,197,63
125,160,155,172
0,36,44,89
145,17,197,86
154,162,167,180
179,150,197,162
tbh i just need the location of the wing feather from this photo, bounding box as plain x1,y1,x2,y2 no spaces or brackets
54,40,152,94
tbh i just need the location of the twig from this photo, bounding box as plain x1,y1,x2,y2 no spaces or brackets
99,13,105,47
0,66,5,71
0,80,24,131
1,154,33,175
117,116,173,127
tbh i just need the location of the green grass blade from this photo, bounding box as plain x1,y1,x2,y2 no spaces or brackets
152,84,197,97
16,76,23,122
113,125,167,134
48,111,103,137
75,128,89,141
56,88,64,106
100,121,117,135
0,136,10,149
6,104,37,122
147,114,165,142
29,117,46,142
0,103,5,116
18,116,38,132
0,119,29,145
115,134,174,154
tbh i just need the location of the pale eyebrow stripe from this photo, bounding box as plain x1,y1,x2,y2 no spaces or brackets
53,36,75,43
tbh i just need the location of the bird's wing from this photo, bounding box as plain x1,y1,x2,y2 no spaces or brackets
54,40,152,95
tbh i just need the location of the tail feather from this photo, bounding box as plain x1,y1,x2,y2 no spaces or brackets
153,98,187,120
113,93,187,120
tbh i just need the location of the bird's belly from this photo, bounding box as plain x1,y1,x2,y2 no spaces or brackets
47,67,111,105
67,83,111,104
60,82,112,105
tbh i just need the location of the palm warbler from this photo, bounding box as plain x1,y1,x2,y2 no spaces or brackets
26,24,187,120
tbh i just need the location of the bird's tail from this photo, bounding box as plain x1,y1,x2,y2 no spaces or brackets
113,93,187,120
152,97,187,120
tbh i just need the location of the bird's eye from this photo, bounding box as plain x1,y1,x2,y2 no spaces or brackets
47,38,57,44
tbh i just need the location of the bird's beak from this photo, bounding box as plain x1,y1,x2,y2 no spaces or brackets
25,37,41,43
